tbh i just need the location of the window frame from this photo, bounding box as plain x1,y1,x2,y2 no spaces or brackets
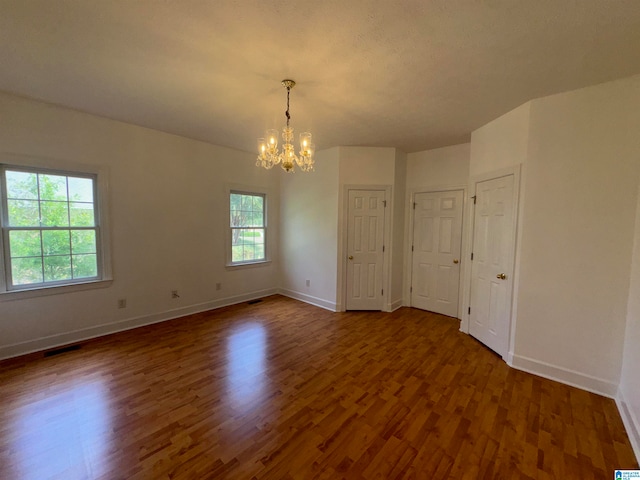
0,155,112,300
226,187,270,267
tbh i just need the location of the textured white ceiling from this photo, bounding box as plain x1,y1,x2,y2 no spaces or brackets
1,1,640,154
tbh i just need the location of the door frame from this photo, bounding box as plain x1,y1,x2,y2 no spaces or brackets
405,185,468,319
338,184,392,312
460,165,522,361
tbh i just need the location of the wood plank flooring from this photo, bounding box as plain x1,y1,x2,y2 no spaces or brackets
0,295,637,479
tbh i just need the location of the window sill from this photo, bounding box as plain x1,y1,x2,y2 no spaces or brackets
225,260,272,270
0,278,113,302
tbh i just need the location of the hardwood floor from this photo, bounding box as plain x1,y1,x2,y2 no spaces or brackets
0,295,637,479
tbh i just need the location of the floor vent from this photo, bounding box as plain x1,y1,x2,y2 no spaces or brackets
247,299,263,305
44,344,81,357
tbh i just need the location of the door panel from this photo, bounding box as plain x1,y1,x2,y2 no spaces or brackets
410,190,463,317
346,190,385,310
469,175,515,356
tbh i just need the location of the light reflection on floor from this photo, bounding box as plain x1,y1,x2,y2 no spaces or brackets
226,323,267,413
10,380,110,479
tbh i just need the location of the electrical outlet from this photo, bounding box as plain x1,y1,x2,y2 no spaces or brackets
306,279,310,287
171,290,180,299
216,283,222,291
117,298,127,309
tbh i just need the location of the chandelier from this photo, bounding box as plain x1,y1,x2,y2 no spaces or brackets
256,80,315,173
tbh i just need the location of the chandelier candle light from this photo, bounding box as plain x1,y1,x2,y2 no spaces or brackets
257,80,315,173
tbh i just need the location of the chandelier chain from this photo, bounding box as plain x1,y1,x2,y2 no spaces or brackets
285,87,291,126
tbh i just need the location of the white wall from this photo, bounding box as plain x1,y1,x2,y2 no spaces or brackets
338,146,397,184
0,92,280,359
512,75,640,395
470,103,531,177
619,180,640,459
279,147,340,310
406,143,470,189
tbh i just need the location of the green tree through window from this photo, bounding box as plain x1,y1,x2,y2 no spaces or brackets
230,192,265,263
1,167,100,289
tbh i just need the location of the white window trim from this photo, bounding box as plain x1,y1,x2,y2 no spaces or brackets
225,183,272,268
0,153,113,301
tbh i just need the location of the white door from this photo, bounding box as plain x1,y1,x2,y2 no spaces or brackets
411,190,463,317
346,189,386,310
469,175,516,356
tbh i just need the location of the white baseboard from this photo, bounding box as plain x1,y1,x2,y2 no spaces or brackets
509,354,618,398
617,389,640,463
278,288,338,312
390,299,404,311
0,288,278,360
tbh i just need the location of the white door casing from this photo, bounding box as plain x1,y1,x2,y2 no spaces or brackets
346,189,386,310
411,190,464,317
469,174,516,357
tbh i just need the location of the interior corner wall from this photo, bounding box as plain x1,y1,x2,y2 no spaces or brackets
618,179,640,460
390,150,407,310
278,147,340,311
337,146,399,311
0,92,280,359
512,75,640,396
405,144,471,312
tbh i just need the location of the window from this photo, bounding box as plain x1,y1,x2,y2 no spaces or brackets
229,191,266,264
1,165,103,292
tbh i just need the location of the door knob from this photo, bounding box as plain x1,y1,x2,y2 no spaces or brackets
348,255,354,260
453,259,459,264
496,273,506,280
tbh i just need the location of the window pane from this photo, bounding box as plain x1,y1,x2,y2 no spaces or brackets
43,255,72,282
73,254,97,278
230,193,242,210
7,199,40,226
9,230,42,257
231,210,248,227
39,174,68,201
12,257,43,285
251,212,264,227
242,244,256,261
6,171,38,200
241,195,253,210
253,229,265,246
43,230,71,255
252,196,263,212
255,244,265,260
232,245,244,262
70,202,95,226
232,229,243,246
71,230,96,254
41,201,69,227
68,177,94,202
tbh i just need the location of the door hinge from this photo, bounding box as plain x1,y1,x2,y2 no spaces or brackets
468,307,471,314
411,245,414,252
383,200,387,207
413,202,416,209
472,195,477,204
471,252,474,260
410,286,413,293
381,289,384,295
382,245,385,253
